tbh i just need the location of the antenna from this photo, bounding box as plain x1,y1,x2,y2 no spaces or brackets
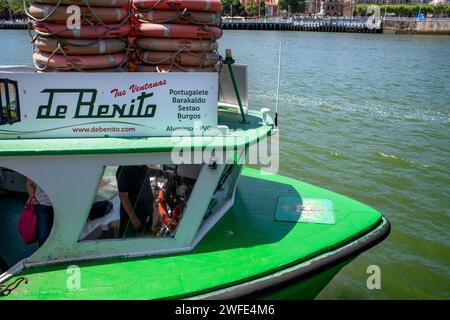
275,41,283,128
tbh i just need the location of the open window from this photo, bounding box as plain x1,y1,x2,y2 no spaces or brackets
79,164,202,241
0,79,21,125
0,167,53,273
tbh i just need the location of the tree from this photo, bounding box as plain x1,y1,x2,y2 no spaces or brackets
221,0,245,16
0,0,31,14
278,0,305,14
245,0,265,16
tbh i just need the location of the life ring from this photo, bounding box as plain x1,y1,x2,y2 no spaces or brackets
33,22,132,38
33,50,128,70
137,23,222,39
138,50,219,66
136,64,216,72
28,4,128,23
133,0,223,13
31,0,129,7
38,66,129,72
157,190,183,232
135,37,218,52
35,37,127,55
135,10,220,26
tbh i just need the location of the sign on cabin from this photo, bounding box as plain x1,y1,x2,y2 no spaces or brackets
0,72,218,139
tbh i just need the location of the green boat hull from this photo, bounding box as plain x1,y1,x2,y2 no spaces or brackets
0,167,390,300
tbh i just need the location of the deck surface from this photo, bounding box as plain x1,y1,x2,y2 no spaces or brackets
1,167,382,299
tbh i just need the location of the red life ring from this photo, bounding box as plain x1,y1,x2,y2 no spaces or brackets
158,189,183,231
135,37,218,52
31,0,129,7
136,23,222,39
138,50,219,66
33,22,132,39
133,0,223,13
136,64,216,72
135,10,220,26
28,4,128,23
33,51,128,70
35,37,127,55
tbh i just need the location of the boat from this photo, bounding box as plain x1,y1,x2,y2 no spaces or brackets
0,54,390,299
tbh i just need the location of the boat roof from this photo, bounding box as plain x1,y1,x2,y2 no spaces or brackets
1,167,384,299
0,107,273,157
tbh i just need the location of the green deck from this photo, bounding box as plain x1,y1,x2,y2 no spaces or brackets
0,108,273,157
0,167,382,299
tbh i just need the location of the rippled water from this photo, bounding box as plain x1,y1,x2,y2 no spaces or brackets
221,31,450,300
1,29,449,299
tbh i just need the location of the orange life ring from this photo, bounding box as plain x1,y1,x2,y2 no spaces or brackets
138,50,219,66
28,4,128,23
31,0,129,7
133,0,223,12
137,23,222,39
157,189,183,231
38,67,128,72
135,10,220,26
136,64,216,72
35,37,127,55
33,50,128,70
135,37,217,52
33,22,132,38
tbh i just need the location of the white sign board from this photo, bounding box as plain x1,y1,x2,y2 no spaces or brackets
0,72,218,139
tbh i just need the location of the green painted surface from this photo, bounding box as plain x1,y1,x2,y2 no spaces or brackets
1,167,382,299
0,108,273,157
260,260,352,300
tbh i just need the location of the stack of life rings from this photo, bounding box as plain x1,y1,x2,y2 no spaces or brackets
131,0,223,72
27,0,132,72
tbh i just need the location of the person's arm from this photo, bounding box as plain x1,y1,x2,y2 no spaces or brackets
118,191,142,230
25,179,38,205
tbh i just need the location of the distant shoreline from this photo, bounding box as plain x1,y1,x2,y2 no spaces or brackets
1,18,449,35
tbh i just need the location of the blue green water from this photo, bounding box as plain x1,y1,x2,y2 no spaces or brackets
1,29,449,299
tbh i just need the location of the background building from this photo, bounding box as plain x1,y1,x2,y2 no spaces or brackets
265,0,280,16
308,0,345,16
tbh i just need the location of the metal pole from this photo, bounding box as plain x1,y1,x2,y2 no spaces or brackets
224,49,247,124
275,42,283,127
350,0,353,19
259,0,261,19
384,0,388,20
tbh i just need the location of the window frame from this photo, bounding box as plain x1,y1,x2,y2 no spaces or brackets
0,78,21,125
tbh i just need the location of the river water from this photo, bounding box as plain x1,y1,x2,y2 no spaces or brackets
1,29,449,299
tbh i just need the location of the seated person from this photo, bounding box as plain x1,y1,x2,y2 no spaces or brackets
116,166,154,238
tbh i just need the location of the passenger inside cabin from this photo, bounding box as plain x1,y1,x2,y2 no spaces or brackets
116,165,154,238
25,179,53,247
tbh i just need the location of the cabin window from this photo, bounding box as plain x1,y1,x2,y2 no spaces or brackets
0,81,7,124
201,164,241,228
79,164,201,241
0,79,21,125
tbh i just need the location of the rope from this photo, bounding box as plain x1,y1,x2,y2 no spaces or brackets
0,277,28,296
